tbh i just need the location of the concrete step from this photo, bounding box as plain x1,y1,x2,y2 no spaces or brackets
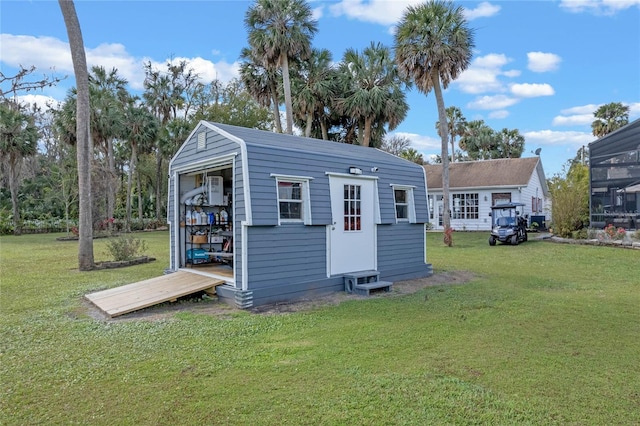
353,281,393,296
344,270,381,293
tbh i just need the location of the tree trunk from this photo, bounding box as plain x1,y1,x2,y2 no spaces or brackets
432,71,451,232
320,120,328,140
280,54,294,135
8,153,22,235
137,167,143,223
106,137,116,228
125,146,135,232
59,0,94,269
269,81,282,133
362,116,373,147
155,151,163,220
305,114,313,137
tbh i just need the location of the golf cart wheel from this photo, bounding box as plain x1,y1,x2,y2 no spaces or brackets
511,235,519,245
489,236,496,246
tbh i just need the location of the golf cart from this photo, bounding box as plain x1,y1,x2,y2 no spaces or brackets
488,202,528,246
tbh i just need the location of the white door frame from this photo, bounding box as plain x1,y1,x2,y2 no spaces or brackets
326,174,379,276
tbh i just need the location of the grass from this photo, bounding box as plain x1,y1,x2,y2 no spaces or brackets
1,231,639,425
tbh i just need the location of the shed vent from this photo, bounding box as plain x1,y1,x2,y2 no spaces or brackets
197,132,206,151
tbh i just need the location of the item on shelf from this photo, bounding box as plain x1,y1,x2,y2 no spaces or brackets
220,208,228,224
186,248,208,264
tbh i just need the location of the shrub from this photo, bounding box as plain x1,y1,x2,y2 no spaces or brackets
603,224,626,240
571,229,589,240
105,235,148,261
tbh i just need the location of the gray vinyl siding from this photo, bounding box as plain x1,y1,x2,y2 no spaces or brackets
377,224,426,272
245,224,327,289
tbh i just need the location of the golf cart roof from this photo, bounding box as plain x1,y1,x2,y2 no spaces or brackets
491,202,525,210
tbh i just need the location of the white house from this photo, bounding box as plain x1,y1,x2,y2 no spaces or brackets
424,157,550,231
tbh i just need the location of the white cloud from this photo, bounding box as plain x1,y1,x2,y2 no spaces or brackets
527,52,562,72
1,33,240,95
464,2,501,20
560,0,640,14
524,129,594,149
455,53,513,94
392,131,441,151
510,83,555,97
552,114,594,126
489,110,509,119
467,94,519,110
553,101,640,126
329,0,417,26
17,94,62,111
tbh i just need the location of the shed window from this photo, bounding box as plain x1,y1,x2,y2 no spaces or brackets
395,189,409,221
272,174,313,225
392,185,416,223
278,182,302,220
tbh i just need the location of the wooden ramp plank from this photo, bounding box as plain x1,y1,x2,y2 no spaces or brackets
86,271,225,318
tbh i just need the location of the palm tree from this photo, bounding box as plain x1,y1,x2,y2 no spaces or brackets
239,46,283,133
123,100,158,231
400,148,425,165
291,48,337,138
0,102,38,235
460,120,496,160
436,106,466,162
59,0,94,270
89,66,128,225
395,0,474,232
495,128,524,158
336,42,409,147
245,0,318,135
591,102,629,138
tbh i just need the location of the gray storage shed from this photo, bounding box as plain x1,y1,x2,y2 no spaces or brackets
168,121,433,308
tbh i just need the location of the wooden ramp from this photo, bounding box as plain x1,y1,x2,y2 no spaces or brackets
85,271,225,318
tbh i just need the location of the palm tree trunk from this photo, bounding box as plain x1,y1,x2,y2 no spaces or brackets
269,81,282,133
280,54,294,135
155,151,163,220
125,146,135,232
8,153,22,236
363,116,373,147
59,0,94,270
137,167,143,223
320,120,328,140
432,72,451,232
107,137,116,227
305,114,313,137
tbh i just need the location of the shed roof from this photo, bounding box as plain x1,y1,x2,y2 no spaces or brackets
208,122,416,168
424,157,542,190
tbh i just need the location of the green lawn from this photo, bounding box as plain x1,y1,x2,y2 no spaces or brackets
1,231,639,425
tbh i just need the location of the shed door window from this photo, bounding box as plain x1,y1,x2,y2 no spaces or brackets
278,182,302,220
343,184,361,231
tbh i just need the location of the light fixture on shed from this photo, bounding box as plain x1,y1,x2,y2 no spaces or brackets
349,167,362,175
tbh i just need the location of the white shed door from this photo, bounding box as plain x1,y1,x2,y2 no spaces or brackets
328,176,376,275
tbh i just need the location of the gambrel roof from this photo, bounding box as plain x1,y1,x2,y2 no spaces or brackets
424,157,547,193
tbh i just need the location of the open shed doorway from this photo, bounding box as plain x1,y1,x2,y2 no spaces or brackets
178,164,234,284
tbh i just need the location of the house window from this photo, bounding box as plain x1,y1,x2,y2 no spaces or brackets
343,184,361,231
452,193,479,219
278,182,302,220
273,175,313,224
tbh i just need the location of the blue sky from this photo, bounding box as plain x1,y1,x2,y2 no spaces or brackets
2,0,639,177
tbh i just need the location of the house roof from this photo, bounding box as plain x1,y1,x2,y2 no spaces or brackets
423,157,543,190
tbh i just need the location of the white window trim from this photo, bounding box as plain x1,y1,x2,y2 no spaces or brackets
391,184,416,223
271,174,313,225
